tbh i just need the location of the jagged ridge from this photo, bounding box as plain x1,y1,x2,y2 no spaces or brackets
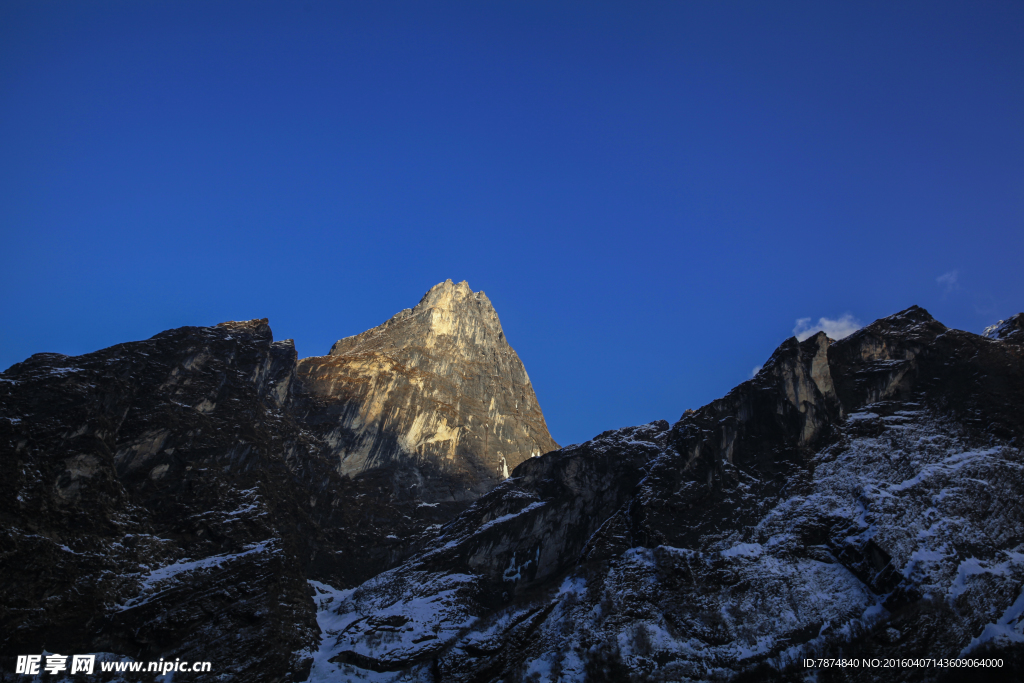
306,306,1024,682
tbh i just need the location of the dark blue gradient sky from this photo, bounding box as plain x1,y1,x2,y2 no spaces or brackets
2,1,1022,445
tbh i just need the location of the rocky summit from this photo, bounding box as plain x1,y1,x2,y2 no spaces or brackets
2,300,1023,683
298,279,559,502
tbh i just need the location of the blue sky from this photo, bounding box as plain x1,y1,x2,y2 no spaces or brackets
2,1,1022,446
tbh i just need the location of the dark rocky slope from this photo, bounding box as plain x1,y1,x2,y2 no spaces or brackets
307,306,1024,682
0,320,329,680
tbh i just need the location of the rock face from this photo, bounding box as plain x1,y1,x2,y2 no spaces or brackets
306,306,1024,682
0,320,330,681
297,279,559,502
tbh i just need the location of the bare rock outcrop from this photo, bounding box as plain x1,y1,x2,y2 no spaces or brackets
297,279,559,502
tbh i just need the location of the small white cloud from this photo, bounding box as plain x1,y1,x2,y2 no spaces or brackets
793,314,861,342
936,270,959,293
750,365,763,378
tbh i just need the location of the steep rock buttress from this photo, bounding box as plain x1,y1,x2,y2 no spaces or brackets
297,280,559,502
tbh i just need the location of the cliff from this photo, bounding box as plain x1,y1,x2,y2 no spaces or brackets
297,279,559,502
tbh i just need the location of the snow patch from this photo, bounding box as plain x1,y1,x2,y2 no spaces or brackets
477,501,546,534
722,543,763,559
962,585,1024,655
116,541,278,611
